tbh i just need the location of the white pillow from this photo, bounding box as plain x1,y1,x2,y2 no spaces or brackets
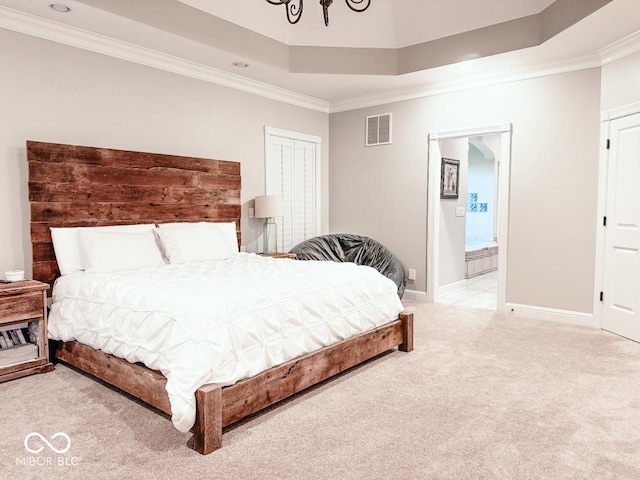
157,222,239,256
77,230,165,273
51,224,156,275
155,226,230,264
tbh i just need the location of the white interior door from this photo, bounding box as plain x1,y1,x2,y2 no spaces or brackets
602,113,640,341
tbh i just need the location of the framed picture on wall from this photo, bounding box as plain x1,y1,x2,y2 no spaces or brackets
440,158,460,199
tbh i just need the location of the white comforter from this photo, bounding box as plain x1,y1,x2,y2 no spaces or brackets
48,253,404,432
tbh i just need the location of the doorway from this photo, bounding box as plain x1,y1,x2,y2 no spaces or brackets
443,138,499,308
426,124,512,312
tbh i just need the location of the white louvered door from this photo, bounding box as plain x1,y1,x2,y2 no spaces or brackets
266,128,321,252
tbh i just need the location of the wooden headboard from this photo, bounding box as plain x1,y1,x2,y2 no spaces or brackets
27,141,241,287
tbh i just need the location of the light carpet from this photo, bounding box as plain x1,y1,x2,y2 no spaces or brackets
2,302,640,480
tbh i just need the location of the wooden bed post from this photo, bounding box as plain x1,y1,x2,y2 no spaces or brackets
399,312,414,352
191,384,223,455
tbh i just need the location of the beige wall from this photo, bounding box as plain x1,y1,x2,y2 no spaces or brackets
330,68,602,313
601,50,640,112
438,138,468,287
0,28,329,277
3,24,627,316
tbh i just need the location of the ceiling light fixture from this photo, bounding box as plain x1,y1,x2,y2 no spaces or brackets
456,61,476,73
266,0,371,27
49,3,72,13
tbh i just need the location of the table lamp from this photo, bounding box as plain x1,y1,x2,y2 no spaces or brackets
254,194,284,254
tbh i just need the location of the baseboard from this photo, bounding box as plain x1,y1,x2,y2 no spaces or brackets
505,303,597,328
437,280,466,298
404,289,427,297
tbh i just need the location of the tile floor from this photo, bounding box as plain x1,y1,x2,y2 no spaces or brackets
437,270,498,310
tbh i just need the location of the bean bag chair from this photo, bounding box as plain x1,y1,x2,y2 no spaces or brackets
289,234,407,298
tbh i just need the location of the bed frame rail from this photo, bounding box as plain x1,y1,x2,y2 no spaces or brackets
56,312,413,454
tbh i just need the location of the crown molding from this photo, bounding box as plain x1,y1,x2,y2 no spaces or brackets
601,101,640,122
329,26,640,112
598,29,640,65
1,5,639,115
0,6,330,113
329,52,602,113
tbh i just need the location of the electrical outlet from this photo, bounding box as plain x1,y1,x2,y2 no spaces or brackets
249,207,255,218
408,269,416,281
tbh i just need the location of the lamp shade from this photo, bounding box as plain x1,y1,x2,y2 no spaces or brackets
255,195,284,218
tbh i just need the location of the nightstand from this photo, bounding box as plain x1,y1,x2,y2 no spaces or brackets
0,280,53,382
260,252,297,259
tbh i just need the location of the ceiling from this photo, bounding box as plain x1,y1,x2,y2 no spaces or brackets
179,0,557,48
0,0,639,111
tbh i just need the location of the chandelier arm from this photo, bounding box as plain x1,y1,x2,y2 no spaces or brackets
266,0,303,24
267,0,369,26
286,1,302,24
289,1,303,24
345,0,371,13
322,1,330,26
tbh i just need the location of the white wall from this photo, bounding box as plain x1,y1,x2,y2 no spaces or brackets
330,68,601,313
0,28,329,277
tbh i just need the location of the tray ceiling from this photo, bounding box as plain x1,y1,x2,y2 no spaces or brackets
0,0,638,108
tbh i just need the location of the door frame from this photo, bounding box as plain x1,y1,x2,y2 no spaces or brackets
593,101,640,327
426,123,512,312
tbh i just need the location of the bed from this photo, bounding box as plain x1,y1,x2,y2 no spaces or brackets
27,140,414,454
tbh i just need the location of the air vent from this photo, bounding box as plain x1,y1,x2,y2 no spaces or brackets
365,113,392,146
